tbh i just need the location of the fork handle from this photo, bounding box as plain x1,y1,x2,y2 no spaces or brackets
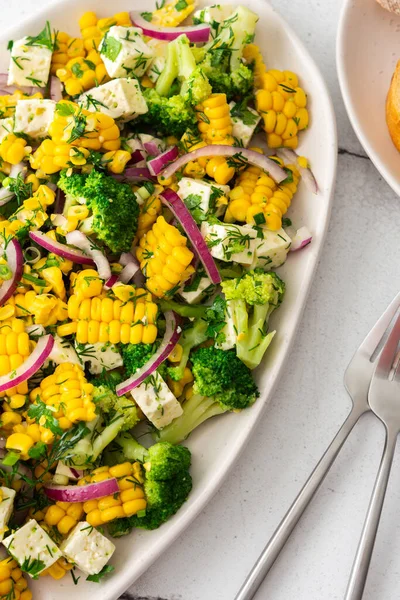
344,429,397,600
234,407,362,600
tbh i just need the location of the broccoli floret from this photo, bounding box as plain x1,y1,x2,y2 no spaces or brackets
158,347,259,444
142,88,197,137
65,413,125,467
58,169,139,253
107,439,192,535
200,52,254,99
167,319,208,381
221,270,285,369
121,343,157,377
91,369,139,432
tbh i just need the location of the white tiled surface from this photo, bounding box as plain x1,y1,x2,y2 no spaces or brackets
4,1,400,599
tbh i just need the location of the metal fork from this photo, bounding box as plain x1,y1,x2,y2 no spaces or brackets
344,310,400,600
234,292,400,600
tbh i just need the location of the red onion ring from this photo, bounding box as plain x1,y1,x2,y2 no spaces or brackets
66,231,111,281
29,231,95,265
113,167,156,183
161,145,287,183
131,12,211,42
54,189,66,214
143,140,163,156
49,76,62,101
104,273,119,289
160,188,221,284
290,226,312,252
0,73,46,95
0,238,23,306
0,334,54,393
44,478,119,502
276,148,318,194
116,311,181,395
148,146,179,176
119,261,140,283
129,149,145,165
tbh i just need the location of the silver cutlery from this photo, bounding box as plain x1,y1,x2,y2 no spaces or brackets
345,309,400,600
234,292,400,600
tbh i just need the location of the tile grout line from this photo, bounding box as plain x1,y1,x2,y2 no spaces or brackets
338,147,369,160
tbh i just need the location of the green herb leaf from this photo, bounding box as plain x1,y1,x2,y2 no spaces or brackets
101,35,122,62
25,21,54,51
21,556,46,579
141,12,153,22
86,565,115,583
28,400,63,436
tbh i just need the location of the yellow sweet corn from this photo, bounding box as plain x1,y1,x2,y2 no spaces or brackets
31,139,90,175
41,266,66,300
136,194,163,240
225,162,262,223
0,556,32,600
0,90,43,119
57,54,108,97
49,101,121,152
137,215,195,298
71,269,103,300
0,185,56,236
51,31,85,75
41,557,74,580
0,326,30,399
78,462,146,526
31,362,97,427
102,149,132,174
66,284,158,345
149,0,196,27
0,134,30,165
6,422,54,459
167,367,193,398
255,69,309,149
243,43,267,89
11,290,68,326
44,501,84,535
197,93,234,145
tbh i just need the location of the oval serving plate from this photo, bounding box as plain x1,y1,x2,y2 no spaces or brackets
0,1,337,598
337,0,400,196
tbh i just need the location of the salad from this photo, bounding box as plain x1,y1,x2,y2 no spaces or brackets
0,0,317,593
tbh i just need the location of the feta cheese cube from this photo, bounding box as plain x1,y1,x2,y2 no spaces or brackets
48,335,81,366
60,521,115,576
201,222,257,266
99,26,153,79
179,275,213,304
250,227,292,269
76,342,123,374
131,371,183,429
8,37,52,88
193,5,234,31
14,99,55,139
79,78,148,122
146,39,168,83
177,178,229,219
0,487,15,542
229,101,261,147
3,519,62,576
0,118,13,143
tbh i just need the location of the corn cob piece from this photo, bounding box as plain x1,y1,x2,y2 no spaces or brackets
44,501,84,536
30,139,91,175
137,216,195,298
6,422,55,459
8,290,67,326
48,101,121,152
56,53,108,97
136,194,163,240
0,134,30,165
51,31,85,74
255,69,309,149
243,43,267,89
0,90,43,119
0,325,30,398
78,462,146,526
0,556,32,600
66,286,158,345
149,0,196,26
31,362,97,427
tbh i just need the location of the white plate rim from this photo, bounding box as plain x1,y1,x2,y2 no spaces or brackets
0,1,338,597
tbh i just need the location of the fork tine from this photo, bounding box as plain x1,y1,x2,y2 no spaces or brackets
375,311,400,379
357,291,400,359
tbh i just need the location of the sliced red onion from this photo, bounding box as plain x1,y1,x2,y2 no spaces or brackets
276,148,318,194
44,477,119,503
0,238,23,306
119,252,135,267
148,146,179,176
113,167,156,183
0,74,46,95
23,246,41,264
50,213,68,228
0,163,27,206
160,189,221,285
29,231,95,265
10,162,26,178
54,189,66,214
49,76,62,101
131,12,211,42
161,145,287,183
66,231,111,281
119,261,139,283
0,334,54,393
116,311,181,395
143,141,162,156
104,273,119,289
290,226,312,252
0,186,15,206
129,149,145,165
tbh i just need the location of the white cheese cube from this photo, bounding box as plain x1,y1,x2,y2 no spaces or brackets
179,275,213,304
146,39,168,83
0,487,15,542
8,37,52,87
177,178,229,218
250,227,292,269
229,101,261,147
79,78,147,122
3,519,62,576
48,335,81,366
201,222,257,266
131,371,183,430
76,342,123,374
0,118,12,143
14,99,55,139
99,26,153,79
60,521,115,576
216,300,237,351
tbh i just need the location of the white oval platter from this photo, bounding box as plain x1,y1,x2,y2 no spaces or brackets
0,0,337,597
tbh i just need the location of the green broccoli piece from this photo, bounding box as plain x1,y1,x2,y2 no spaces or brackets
221,270,285,370
121,343,157,377
65,413,125,467
200,51,254,99
58,169,139,254
107,439,192,535
158,347,259,444
141,88,197,138
167,319,208,381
